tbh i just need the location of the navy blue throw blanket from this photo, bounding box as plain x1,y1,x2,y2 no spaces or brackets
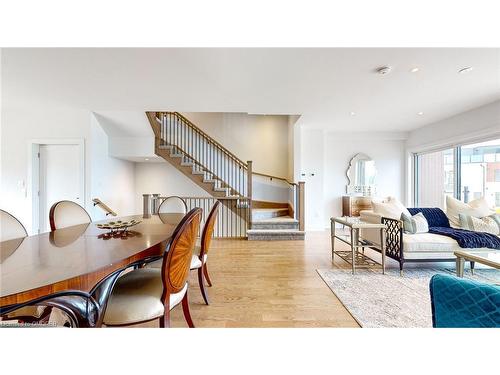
428,227,500,249
407,207,500,249
407,207,450,227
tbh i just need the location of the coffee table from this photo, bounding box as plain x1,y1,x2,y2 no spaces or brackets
454,250,500,277
330,217,386,275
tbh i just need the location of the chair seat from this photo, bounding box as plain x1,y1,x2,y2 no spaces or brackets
103,268,187,326
148,247,207,270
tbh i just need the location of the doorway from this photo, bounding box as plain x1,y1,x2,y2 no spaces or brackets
33,141,85,233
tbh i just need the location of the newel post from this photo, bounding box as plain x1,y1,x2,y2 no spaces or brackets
298,181,305,231
247,160,253,228
143,194,152,218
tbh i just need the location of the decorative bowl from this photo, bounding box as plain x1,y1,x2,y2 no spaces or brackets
96,219,141,231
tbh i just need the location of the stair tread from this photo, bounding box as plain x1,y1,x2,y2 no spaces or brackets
247,229,305,234
252,208,289,212
252,216,297,223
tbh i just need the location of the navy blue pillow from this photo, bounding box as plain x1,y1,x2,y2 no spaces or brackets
408,207,450,228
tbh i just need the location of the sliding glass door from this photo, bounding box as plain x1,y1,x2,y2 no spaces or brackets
460,139,500,212
415,148,455,209
414,138,500,212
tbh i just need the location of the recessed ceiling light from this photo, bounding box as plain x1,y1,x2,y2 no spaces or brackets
350,111,356,116
417,112,424,116
410,67,420,73
458,67,473,74
145,158,149,161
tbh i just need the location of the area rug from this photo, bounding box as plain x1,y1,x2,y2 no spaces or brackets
317,268,499,328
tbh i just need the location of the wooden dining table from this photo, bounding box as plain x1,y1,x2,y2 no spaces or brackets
0,213,184,325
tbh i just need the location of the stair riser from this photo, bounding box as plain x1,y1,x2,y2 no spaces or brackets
251,223,299,230
251,210,289,221
247,233,305,241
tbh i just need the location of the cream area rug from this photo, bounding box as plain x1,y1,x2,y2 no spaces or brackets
317,268,499,328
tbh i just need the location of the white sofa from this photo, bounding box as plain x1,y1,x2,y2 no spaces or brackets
360,210,494,273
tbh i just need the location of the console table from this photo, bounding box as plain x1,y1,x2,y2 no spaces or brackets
330,217,386,275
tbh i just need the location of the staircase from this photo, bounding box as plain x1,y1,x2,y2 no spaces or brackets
146,111,304,240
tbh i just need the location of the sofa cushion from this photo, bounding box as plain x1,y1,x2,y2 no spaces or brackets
401,212,429,234
445,196,493,228
403,232,463,253
372,197,410,220
408,207,450,228
459,214,500,235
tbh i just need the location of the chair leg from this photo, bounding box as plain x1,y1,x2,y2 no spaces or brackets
470,261,475,276
160,310,171,328
181,293,195,328
198,268,210,305
203,263,213,287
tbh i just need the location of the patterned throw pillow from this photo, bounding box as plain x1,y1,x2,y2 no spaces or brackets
459,213,500,235
401,212,429,234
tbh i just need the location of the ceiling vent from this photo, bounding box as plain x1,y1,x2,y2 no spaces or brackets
376,66,392,75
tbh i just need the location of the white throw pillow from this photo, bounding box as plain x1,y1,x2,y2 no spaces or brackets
459,214,500,235
372,197,410,220
445,196,493,228
401,212,429,234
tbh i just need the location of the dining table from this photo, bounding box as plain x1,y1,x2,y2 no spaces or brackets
0,213,184,326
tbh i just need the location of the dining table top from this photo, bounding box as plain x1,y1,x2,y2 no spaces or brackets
0,213,184,306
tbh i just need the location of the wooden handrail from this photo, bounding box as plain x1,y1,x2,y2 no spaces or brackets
252,171,297,186
160,112,248,169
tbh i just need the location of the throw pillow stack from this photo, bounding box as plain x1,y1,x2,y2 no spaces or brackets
446,196,499,235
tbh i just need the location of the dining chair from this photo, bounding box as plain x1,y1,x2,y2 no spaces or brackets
157,196,188,214
49,200,92,231
190,200,220,304
102,208,202,328
0,209,48,322
149,201,220,304
0,290,100,327
0,209,28,242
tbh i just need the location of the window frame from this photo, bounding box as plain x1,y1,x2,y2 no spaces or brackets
413,137,499,207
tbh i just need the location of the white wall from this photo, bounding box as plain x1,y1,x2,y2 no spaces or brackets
90,114,136,220
134,161,210,212
300,128,325,230
324,132,407,226
406,100,500,153
182,112,290,178
298,126,407,230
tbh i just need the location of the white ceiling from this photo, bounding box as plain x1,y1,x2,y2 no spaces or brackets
3,48,500,132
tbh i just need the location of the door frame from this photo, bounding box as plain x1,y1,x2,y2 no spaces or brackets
28,138,85,234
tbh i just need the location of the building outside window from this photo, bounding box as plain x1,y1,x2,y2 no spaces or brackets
415,138,500,213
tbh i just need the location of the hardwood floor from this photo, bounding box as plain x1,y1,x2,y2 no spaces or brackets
137,231,360,328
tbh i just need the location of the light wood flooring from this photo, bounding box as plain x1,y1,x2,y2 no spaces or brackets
138,231,362,328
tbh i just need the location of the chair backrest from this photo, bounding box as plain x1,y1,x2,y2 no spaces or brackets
429,274,500,328
200,200,221,257
158,196,188,214
0,209,27,242
49,201,92,231
161,208,202,297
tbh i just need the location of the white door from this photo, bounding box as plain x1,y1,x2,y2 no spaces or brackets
39,144,83,232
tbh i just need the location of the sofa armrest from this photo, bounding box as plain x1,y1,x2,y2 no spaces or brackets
360,210,383,224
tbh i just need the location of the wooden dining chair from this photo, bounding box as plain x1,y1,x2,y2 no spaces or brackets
49,200,91,231
157,196,188,214
0,209,28,242
102,208,202,328
0,289,100,327
149,201,220,305
190,200,220,305
0,209,48,323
